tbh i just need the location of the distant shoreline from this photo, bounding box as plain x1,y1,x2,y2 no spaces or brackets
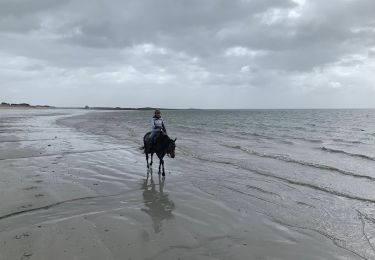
0,102,53,109
0,103,199,111
1,103,373,110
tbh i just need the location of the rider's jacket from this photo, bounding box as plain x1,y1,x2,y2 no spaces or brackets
151,116,167,133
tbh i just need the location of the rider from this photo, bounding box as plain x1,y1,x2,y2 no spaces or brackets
147,109,167,148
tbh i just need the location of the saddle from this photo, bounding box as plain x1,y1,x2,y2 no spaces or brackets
152,131,161,143
144,130,165,149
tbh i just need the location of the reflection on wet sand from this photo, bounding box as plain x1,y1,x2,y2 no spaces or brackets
141,173,175,233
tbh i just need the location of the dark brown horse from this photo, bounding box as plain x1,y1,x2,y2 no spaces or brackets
143,131,176,176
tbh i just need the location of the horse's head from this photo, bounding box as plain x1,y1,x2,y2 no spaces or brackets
167,137,177,158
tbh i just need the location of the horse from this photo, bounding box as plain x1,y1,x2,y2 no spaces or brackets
143,131,176,176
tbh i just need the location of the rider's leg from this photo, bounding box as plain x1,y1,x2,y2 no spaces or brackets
147,130,157,147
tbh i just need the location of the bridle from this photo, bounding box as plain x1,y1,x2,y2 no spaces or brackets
166,138,176,158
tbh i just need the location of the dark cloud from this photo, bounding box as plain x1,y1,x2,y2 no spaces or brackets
0,0,374,108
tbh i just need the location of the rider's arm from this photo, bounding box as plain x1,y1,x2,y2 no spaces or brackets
162,121,167,133
151,118,155,129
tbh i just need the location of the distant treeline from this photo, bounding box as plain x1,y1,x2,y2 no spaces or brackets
1,102,194,110
0,102,52,108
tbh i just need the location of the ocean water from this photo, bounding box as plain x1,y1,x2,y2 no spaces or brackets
60,109,375,258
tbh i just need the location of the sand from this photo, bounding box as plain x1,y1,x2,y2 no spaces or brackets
0,109,363,260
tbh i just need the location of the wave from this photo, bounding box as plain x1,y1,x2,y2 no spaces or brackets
332,138,364,145
245,184,282,198
191,152,375,204
233,131,323,145
232,131,277,140
0,138,57,143
0,147,128,161
220,143,375,182
279,135,323,144
321,147,375,162
352,127,366,132
249,168,375,203
278,140,295,145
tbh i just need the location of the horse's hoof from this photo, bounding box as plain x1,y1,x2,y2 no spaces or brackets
162,172,165,177
150,162,153,166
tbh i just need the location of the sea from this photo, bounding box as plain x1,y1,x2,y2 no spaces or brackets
60,109,375,258
2,108,373,258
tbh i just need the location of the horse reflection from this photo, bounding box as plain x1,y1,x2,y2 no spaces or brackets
141,173,175,233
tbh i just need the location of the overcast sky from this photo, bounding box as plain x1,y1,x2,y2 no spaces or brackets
0,0,374,108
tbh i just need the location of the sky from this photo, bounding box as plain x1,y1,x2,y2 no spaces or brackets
0,0,374,108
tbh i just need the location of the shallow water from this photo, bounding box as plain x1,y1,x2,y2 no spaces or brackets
1,109,375,259
59,109,375,259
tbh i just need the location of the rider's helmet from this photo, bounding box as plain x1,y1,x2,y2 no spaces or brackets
154,109,161,117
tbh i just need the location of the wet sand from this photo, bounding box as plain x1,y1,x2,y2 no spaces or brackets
0,109,363,260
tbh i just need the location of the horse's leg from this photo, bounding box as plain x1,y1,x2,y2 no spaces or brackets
157,153,165,175
161,159,165,177
157,154,162,175
150,152,153,166
158,159,161,175
145,150,149,169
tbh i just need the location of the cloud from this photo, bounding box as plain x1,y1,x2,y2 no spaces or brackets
0,0,374,108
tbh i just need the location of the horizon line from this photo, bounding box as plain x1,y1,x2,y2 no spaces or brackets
1,102,374,110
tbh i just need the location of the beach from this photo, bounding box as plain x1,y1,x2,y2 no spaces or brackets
1,109,374,260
